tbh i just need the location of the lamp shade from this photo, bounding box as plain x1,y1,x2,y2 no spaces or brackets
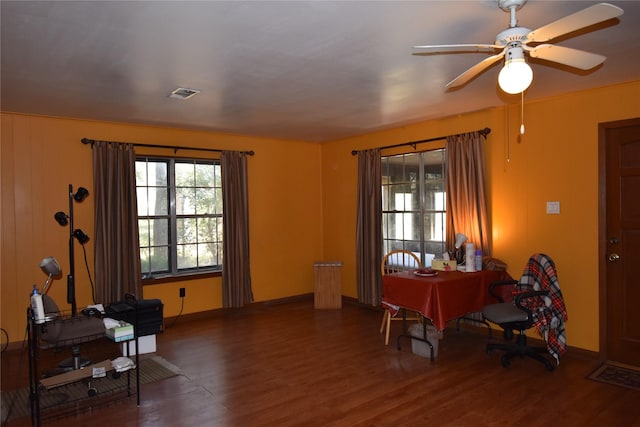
40,256,61,276
73,229,90,244
54,211,69,226
73,187,89,202
454,233,468,249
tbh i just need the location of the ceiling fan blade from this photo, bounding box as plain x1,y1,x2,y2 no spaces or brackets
526,2,624,43
445,52,505,88
528,44,606,70
413,44,500,54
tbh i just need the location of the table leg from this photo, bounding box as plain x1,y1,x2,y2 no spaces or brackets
397,315,435,363
456,315,493,338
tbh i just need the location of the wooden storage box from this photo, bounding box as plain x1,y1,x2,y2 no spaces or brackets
313,262,342,309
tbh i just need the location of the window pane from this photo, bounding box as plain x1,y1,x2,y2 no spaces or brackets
177,244,198,269
423,150,445,179
175,163,195,187
137,187,168,216
140,246,169,274
195,163,215,186
177,218,197,244
423,212,446,243
214,188,223,214
422,182,446,210
197,243,214,266
213,164,222,186
387,184,418,211
152,162,168,185
197,217,214,242
176,187,196,215
149,218,169,246
195,188,215,214
136,162,148,186
382,212,420,242
138,220,150,247
393,212,420,240
150,246,169,272
137,190,149,217
137,160,168,185
140,248,150,274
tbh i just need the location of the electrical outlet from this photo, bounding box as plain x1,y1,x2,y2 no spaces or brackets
179,287,186,298
546,201,560,214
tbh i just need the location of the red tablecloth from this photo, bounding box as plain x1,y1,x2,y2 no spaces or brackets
382,269,512,331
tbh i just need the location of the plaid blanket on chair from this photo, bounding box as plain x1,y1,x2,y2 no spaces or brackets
517,253,568,364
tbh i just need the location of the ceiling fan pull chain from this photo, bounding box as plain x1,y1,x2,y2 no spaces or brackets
506,106,511,164
520,91,525,135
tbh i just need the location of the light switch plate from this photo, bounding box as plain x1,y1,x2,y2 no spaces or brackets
546,201,560,214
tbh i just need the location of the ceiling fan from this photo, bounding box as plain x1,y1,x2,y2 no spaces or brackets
413,1,624,94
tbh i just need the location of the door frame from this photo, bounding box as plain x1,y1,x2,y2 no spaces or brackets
597,117,640,362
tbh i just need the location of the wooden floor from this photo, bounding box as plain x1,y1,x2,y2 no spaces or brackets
2,297,639,426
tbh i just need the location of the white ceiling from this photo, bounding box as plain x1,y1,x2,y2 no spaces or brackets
2,1,639,143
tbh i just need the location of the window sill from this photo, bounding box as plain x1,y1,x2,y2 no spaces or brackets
142,270,221,285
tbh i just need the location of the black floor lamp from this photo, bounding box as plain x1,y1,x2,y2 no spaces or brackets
54,184,90,317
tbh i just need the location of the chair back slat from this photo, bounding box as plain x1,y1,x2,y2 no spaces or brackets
382,250,421,276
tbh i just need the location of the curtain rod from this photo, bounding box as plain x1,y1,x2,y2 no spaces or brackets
81,138,255,156
350,127,491,155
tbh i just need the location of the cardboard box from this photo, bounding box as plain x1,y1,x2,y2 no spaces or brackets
106,321,134,342
122,334,157,356
409,323,442,359
431,259,457,271
40,359,112,389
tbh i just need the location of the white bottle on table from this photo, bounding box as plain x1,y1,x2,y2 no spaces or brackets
30,284,45,324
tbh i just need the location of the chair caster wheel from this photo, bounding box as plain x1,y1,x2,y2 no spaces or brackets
112,371,121,379
87,383,98,397
545,362,554,372
501,356,510,368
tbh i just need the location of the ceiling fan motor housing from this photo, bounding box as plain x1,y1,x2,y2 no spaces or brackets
495,27,531,47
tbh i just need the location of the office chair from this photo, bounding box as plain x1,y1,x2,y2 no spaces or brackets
379,250,422,345
482,253,568,371
33,257,105,372
37,294,106,372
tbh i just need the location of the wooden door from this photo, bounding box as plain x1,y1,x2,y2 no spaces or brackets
601,118,640,366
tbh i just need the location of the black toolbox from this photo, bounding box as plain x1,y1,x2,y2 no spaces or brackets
106,298,164,337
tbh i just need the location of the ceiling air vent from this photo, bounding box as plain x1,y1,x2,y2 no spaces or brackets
169,87,200,100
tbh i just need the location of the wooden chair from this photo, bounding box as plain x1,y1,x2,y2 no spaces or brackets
379,250,423,345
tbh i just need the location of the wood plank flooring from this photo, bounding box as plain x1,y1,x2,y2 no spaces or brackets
2,297,639,426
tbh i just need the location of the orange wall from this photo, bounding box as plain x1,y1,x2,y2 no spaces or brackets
3,80,640,351
1,114,322,344
320,80,640,352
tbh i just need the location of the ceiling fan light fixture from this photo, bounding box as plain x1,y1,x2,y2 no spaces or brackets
498,55,532,94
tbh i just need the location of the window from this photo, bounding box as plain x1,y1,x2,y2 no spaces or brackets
136,157,223,278
381,149,446,267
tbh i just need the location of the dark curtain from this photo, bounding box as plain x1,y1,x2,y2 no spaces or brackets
446,131,491,255
221,151,253,308
356,149,383,306
92,141,142,304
